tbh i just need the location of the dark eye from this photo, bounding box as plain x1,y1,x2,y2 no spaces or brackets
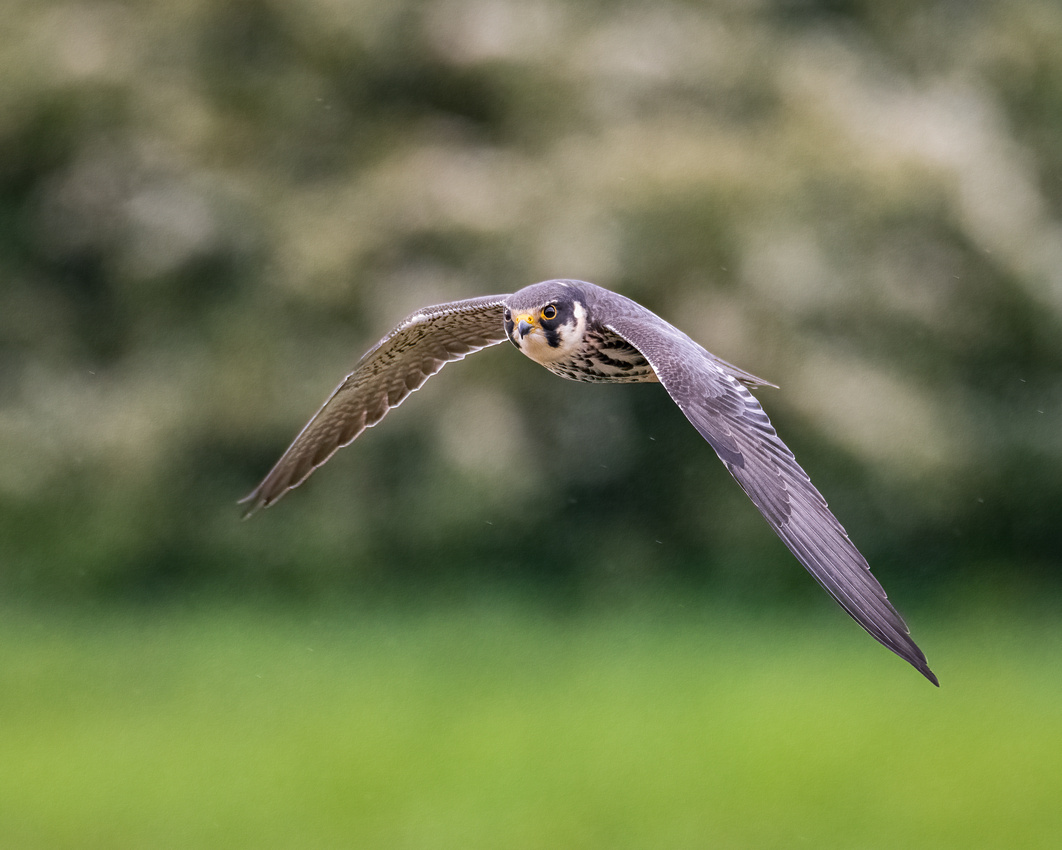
541,304,557,321
503,309,512,322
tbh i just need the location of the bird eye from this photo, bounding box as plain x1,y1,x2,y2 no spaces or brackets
503,309,512,322
541,304,558,321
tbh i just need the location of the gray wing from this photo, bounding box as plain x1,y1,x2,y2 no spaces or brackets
606,314,937,685
241,295,510,515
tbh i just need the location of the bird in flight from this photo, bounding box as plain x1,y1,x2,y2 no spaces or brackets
242,279,937,685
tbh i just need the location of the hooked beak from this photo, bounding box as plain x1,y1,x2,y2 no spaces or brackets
516,315,535,337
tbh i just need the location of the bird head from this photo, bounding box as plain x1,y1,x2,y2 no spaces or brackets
504,280,589,366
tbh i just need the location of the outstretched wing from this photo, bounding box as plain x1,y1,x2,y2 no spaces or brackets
241,295,510,515
606,315,937,685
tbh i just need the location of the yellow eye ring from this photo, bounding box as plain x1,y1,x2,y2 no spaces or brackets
541,304,558,321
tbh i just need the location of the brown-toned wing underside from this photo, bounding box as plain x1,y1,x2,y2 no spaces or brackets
606,315,938,685
241,295,510,515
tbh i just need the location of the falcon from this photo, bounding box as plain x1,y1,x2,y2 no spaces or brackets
242,279,937,685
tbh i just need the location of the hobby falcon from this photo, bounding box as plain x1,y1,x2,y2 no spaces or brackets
242,279,937,685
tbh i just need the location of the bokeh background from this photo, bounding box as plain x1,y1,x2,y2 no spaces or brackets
3,0,1061,847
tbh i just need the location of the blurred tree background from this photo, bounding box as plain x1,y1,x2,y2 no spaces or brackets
7,2,1062,847
2,0,1061,608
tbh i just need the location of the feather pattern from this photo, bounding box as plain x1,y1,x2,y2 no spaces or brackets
602,306,937,685
240,295,509,514
241,279,935,684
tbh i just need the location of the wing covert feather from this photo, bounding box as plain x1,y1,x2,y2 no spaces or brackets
241,295,509,514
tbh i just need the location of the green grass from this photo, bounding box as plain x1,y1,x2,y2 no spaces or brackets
1,596,1059,849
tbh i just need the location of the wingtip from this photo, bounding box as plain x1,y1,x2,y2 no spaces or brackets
736,375,779,390
897,636,938,686
237,489,265,520
901,636,938,686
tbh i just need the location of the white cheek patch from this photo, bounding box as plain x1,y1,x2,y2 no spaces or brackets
569,301,588,340
518,301,587,365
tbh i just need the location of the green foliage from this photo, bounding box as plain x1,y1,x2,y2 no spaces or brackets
2,0,1062,599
